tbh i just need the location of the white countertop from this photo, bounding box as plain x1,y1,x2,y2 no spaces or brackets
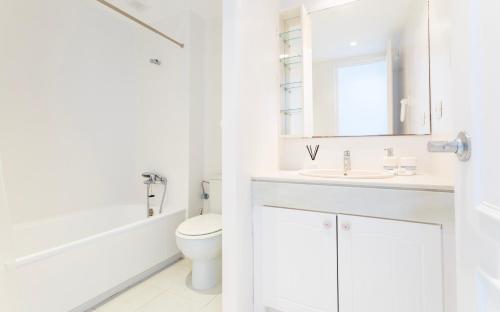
252,171,455,192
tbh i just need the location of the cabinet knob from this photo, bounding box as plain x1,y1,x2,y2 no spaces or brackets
341,222,351,231
323,220,333,229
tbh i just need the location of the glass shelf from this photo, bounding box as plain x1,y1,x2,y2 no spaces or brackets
280,107,303,114
280,55,302,66
280,81,303,90
279,29,302,42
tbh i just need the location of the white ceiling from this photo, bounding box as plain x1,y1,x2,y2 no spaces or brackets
311,0,422,61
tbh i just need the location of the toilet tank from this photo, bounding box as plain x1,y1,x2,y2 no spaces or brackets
208,178,222,214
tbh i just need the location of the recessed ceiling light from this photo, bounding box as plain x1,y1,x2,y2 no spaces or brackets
350,41,358,47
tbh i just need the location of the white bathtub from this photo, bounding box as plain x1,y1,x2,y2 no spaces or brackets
9,205,185,312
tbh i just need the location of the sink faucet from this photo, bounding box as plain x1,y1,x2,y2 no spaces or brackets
343,150,351,176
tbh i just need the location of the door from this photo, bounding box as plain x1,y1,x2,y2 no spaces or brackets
452,1,500,311
261,207,338,312
337,215,443,312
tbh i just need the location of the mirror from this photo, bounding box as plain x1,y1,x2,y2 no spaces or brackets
310,0,431,137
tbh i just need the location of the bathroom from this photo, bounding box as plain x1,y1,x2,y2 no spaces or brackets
1,0,499,311
1,0,223,311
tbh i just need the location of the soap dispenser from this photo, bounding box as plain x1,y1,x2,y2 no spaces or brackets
383,148,399,175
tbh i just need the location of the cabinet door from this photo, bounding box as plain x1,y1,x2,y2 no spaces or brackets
262,207,338,312
338,215,443,312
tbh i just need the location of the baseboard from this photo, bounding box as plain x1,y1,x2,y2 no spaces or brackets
72,253,183,312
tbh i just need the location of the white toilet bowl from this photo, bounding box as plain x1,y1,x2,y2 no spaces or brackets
176,213,222,290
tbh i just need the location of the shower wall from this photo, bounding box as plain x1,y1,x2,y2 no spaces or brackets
0,0,214,224
202,17,223,180
196,15,223,217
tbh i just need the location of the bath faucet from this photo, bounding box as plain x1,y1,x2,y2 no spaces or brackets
141,172,168,217
343,150,351,176
142,172,167,185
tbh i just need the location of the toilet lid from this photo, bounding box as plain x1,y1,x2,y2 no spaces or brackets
177,213,222,236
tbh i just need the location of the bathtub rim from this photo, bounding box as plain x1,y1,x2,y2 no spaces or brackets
11,209,185,269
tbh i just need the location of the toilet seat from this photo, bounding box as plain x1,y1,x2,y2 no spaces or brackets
176,214,222,240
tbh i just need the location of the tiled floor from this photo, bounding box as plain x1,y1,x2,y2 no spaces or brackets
92,259,221,312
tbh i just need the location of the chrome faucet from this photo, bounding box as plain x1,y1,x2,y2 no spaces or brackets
141,172,168,217
142,172,167,185
343,150,351,176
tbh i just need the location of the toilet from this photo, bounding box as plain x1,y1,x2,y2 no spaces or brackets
176,178,222,290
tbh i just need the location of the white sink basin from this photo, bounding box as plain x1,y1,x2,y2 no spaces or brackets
299,169,394,179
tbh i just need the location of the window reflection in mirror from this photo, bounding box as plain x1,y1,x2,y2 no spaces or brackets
310,0,431,137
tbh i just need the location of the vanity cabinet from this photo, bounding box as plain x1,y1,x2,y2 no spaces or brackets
261,207,338,312
258,207,443,312
337,215,443,312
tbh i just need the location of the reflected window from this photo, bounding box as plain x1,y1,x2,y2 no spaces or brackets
336,60,388,136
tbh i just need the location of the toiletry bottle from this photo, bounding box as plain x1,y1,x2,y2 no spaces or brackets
383,148,399,175
398,157,417,176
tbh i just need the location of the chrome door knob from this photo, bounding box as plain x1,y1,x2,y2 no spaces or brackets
427,131,471,161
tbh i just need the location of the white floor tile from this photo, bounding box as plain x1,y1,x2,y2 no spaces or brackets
144,259,220,306
200,295,222,312
143,259,193,291
164,272,220,306
136,291,205,312
95,283,163,312
93,259,221,312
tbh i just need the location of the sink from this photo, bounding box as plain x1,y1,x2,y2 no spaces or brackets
299,169,394,179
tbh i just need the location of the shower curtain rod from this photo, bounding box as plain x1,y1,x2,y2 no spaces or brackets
96,0,185,48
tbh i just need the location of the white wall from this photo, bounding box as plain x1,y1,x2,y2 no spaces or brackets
399,0,431,134
202,18,223,180
200,17,223,215
222,0,280,311
312,61,336,135
0,0,206,224
187,12,222,217
281,135,434,171
187,12,206,218
428,0,455,180
280,0,456,178
0,156,13,312
0,6,13,309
